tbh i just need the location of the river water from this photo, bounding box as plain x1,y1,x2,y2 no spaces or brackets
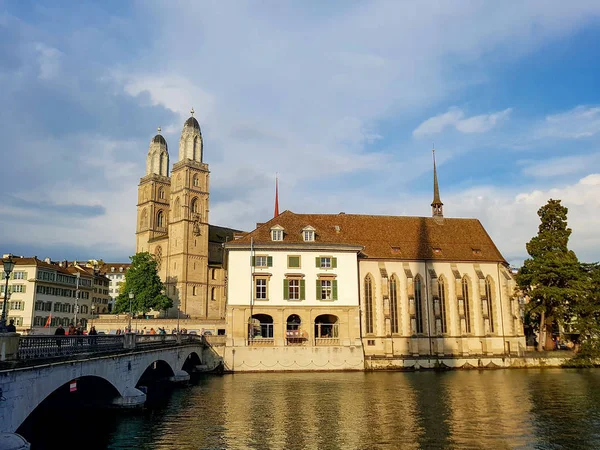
26,369,600,449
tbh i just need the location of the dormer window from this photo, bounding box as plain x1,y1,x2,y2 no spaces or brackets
302,226,316,242
270,225,284,241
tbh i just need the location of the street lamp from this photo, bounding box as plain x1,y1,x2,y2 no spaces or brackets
1,254,16,332
91,304,96,328
128,292,134,333
74,272,80,326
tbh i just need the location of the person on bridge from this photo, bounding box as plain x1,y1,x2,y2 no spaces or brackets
149,328,156,335
54,324,65,350
6,319,16,332
68,324,76,335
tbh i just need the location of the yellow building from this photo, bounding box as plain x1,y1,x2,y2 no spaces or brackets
135,112,239,321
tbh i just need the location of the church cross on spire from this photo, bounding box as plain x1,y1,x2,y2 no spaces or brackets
157,126,161,134
431,146,443,218
190,107,195,117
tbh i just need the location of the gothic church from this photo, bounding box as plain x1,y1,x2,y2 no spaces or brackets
136,111,238,320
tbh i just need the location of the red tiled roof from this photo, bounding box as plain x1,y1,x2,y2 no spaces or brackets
226,210,506,263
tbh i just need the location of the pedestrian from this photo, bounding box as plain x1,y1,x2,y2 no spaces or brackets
89,326,98,347
68,324,76,336
54,324,65,351
6,319,16,332
149,327,156,335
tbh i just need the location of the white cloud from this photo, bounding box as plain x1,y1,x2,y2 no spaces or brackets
521,153,600,178
413,107,512,137
34,43,62,80
534,105,600,139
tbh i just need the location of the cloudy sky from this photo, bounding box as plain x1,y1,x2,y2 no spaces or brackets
2,1,600,266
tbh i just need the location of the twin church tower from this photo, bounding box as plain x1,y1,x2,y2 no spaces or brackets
135,110,237,320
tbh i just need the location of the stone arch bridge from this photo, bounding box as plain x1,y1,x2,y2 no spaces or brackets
0,333,224,434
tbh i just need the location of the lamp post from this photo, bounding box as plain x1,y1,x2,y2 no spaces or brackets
128,292,134,333
1,254,16,332
91,304,96,328
74,272,80,326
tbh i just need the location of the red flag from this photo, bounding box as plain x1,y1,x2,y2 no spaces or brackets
44,314,52,328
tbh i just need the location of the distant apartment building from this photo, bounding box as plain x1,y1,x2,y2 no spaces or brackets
1,255,94,332
100,263,131,311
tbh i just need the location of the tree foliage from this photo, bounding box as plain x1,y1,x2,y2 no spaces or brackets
517,199,586,351
113,252,172,315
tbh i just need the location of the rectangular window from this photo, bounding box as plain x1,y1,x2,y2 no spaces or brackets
13,272,25,280
367,339,375,346
12,285,25,293
287,256,301,268
271,229,283,241
255,278,267,300
320,280,332,300
316,256,337,269
254,255,268,268
289,279,300,300
303,231,314,241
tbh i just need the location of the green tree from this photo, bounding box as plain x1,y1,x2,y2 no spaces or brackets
572,263,600,342
113,252,172,316
517,199,585,351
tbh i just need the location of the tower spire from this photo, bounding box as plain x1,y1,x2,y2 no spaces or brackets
431,147,443,218
274,174,280,218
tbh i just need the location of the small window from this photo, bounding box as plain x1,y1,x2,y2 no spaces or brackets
303,230,314,241
320,280,332,300
316,256,337,269
367,339,375,346
288,256,301,268
255,278,267,300
472,248,482,256
254,255,268,268
432,247,442,254
271,229,283,241
288,279,300,300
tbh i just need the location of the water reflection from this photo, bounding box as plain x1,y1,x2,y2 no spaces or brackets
22,369,600,449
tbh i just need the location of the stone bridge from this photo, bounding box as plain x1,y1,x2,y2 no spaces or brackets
0,333,224,436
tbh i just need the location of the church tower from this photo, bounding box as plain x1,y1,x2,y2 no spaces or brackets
165,109,212,318
136,128,171,254
431,148,444,218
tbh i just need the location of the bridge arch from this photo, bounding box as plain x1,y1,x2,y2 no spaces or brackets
182,351,202,373
136,359,176,388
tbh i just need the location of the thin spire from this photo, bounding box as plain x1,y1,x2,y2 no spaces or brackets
431,147,443,217
274,174,280,218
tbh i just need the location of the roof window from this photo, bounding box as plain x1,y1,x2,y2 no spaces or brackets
302,226,315,242
271,225,284,242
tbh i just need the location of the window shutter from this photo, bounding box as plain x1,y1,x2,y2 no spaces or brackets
332,258,337,268
315,257,320,268
333,280,338,300
283,279,289,300
24,272,28,280
300,280,305,300
267,256,273,267
22,285,26,293
251,256,256,266
316,281,321,300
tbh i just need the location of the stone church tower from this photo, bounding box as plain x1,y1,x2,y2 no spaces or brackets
136,111,239,321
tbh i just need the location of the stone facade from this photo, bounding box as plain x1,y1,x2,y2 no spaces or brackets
135,115,239,321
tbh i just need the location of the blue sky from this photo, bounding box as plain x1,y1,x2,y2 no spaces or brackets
1,1,600,266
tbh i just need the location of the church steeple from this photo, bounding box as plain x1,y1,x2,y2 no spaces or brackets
274,175,280,218
146,126,169,177
431,147,443,218
179,107,203,163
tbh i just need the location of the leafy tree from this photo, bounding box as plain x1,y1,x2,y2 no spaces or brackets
113,252,172,315
572,264,600,343
517,199,586,351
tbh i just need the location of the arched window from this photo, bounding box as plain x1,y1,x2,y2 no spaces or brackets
159,155,164,175
193,137,198,160
141,209,148,229
174,197,181,219
211,287,216,301
314,314,339,341
191,197,199,213
485,277,495,333
364,275,374,334
438,276,448,334
211,269,216,280
193,174,199,187
414,275,424,334
158,187,165,200
192,286,197,296
389,275,399,334
286,314,302,331
155,246,162,271
462,276,471,333
249,314,274,340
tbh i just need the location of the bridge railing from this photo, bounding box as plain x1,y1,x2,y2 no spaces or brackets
135,334,178,347
17,335,125,361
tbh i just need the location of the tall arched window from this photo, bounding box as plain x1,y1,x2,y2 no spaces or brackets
364,275,374,334
141,209,148,229
462,276,471,333
155,246,162,271
174,197,181,219
389,275,399,334
158,187,165,200
159,156,164,176
414,275,424,334
193,174,199,187
191,197,199,214
211,287,216,301
485,277,495,333
438,277,448,334
156,211,164,228
193,137,198,160
192,286,197,296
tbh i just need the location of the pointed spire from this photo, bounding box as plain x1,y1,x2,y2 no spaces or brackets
274,174,280,218
431,147,443,217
